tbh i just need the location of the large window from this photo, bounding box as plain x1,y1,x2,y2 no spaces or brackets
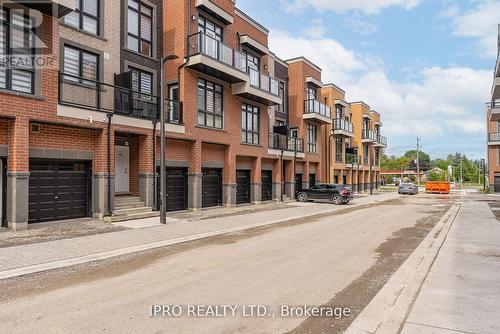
375,148,380,166
0,8,35,94
130,67,152,95
198,16,222,41
278,81,286,114
306,84,317,101
197,78,223,129
363,145,369,165
307,124,317,153
241,103,259,145
63,0,100,35
127,0,153,57
62,45,98,84
335,138,343,163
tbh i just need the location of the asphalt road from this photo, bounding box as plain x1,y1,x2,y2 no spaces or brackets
0,195,452,334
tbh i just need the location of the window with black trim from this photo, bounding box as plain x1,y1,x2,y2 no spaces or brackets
197,78,223,129
62,45,98,85
130,67,152,95
307,124,317,153
127,0,153,57
0,8,35,94
336,138,343,162
363,145,369,165
63,0,100,36
198,16,222,41
278,81,286,114
241,103,259,145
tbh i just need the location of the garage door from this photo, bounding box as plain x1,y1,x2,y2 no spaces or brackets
295,174,303,192
261,170,272,201
309,174,316,187
495,176,500,193
1,158,6,228
29,160,91,224
202,168,222,208
236,170,251,204
161,168,188,212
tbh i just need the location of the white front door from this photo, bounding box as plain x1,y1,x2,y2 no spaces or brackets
115,146,130,193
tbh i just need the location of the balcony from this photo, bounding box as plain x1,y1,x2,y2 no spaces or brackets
361,129,376,143
332,118,354,137
345,153,360,167
232,68,282,106
374,135,388,148
303,99,332,124
58,73,183,124
269,133,304,153
489,133,500,145
186,32,248,84
11,0,75,18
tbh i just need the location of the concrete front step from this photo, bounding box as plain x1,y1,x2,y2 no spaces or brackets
113,207,154,217
114,202,147,210
109,211,160,223
114,196,142,204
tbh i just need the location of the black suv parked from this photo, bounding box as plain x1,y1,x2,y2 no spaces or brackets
296,184,352,205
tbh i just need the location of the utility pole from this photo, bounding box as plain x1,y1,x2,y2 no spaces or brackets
460,156,463,189
416,137,420,186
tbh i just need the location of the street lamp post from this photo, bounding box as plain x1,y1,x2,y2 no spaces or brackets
159,54,179,225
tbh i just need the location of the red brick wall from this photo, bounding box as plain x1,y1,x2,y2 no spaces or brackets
29,123,96,152
0,119,8,145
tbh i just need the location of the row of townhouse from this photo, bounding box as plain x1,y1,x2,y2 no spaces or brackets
0,0,386,230
488,25,500,192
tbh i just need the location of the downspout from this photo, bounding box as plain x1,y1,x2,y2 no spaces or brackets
106,113,113,215
152,120,157,210
328,132,334,184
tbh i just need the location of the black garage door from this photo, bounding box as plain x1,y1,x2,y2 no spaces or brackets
202,168,222,208
261,170,272,201
236,170,251,204
157,168,188,212
309,174,316,187
29,160,91,224
295,174,303,192
1,158,6,228
495,176,500,193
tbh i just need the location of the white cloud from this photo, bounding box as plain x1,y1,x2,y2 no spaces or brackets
342,13,379,35
281,0,423,15
444,0,500,58
302,18,327,38
269,30,491,156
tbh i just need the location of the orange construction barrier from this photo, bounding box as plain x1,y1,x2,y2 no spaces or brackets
425,181,451,194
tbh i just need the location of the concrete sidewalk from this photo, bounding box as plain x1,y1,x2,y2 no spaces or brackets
400,201,500,334
346,200,500,334
0,193,398,280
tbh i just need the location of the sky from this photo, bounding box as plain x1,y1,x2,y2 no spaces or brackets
237,0,500,160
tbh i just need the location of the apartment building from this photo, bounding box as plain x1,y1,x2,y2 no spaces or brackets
487,25,500,192
0,0,387,230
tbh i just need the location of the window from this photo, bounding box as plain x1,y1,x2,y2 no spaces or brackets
307,124,317,153
241,103,260,145
363,145,369,165
197,78,223,129
245,50,260,84
290,128,298,138
336,138,343,163
130,67,152,94
375,148,380,166
0,8,35,94
62,45,98,84
278,81,286,114
276,120,285,127
168,83,180,123
127,0,153,57
335,106,342,119
306,84,317,101
63,0,100,35
198,16,222,41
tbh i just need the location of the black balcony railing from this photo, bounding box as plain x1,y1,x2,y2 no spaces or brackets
58,72,183,124
269,133,304,153
333,118,353,133
490,133,500,142
346,153,360,165
362,129,376,141
187,32,246,73
377,135,387,146
304,99,331,118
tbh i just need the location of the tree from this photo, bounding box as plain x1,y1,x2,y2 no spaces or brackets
404,150,431,172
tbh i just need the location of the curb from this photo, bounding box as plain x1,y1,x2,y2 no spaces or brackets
0,195,399,281
344,203,461,334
